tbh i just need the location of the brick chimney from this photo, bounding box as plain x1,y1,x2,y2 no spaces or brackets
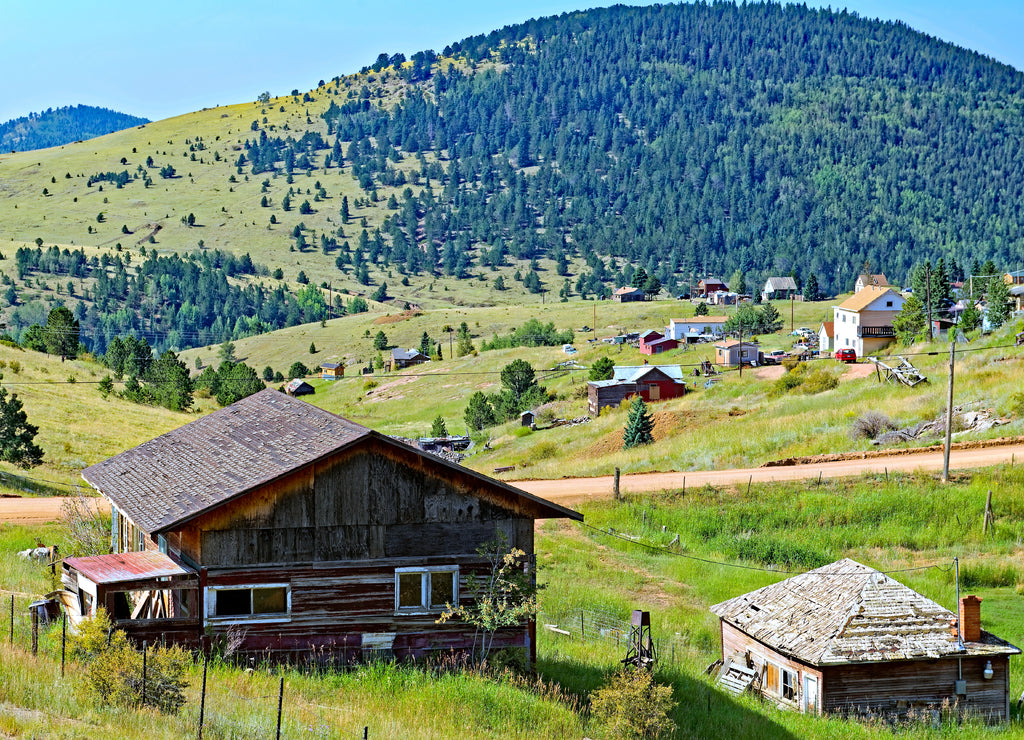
958,595,982,642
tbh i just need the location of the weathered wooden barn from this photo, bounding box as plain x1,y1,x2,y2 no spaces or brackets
711,559,1019,723
587,365,686,415
65,390,580,664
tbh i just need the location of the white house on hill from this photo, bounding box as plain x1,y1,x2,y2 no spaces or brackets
833,287,905,357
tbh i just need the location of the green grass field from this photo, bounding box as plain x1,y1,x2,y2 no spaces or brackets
2,466,1023,738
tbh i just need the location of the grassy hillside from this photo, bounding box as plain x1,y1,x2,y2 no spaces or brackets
175,296,1024,480
2,467,1022,737
0,344,219,493
0,293,1019,495
0,61,553,316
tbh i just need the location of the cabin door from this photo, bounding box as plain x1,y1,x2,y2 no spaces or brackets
803,675,818,715
647,384,660,400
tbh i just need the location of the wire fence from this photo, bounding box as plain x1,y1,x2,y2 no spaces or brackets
538,607,691,666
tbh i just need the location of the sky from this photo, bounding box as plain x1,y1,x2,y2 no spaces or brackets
2,1,1023,124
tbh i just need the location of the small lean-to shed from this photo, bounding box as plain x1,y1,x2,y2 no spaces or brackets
284,378,314,396
711,559,1019,723
320,362,343,380
72,390,581,665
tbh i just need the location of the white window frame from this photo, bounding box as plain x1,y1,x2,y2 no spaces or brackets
394,565,459,614
205,583,291,624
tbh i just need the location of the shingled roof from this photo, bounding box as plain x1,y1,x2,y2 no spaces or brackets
84,389,580,534
83,390,371,534
711,559,1019,666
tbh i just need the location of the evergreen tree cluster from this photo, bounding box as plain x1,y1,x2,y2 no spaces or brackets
0,105,148,153
8,246,337,355
309,3,1024,295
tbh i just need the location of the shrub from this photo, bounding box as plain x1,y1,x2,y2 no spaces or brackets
69,609,189,713
533,441,559,459
590,667,676,739
851,411,899,440
513,426,532,438
801,368,839,394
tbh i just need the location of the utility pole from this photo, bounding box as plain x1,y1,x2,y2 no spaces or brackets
790,293,794,334
942,339,956,482
738,311,743,379
925,263,933,341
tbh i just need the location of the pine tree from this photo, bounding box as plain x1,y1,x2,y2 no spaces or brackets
893,294,926,345
622,396,654,449
430,415,448,437
804,273,820,301
0,387,43,468
986,275,1011,328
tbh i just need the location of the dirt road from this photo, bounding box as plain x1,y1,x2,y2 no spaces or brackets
2,442,1023,524
513,441,1024,505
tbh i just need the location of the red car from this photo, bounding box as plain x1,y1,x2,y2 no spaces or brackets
835,348,857,363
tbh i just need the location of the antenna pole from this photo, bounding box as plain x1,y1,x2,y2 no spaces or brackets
954,556,963,650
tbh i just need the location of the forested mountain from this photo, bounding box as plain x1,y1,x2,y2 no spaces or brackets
4,2,1024,355
0,105,148,152
318,3,1024,295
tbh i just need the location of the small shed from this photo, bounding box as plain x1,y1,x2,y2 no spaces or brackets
285,378,314,396
818,322,834,354
520,410,536,428
613,286,645,303
320,362,343,380
714,340,760,367
711,559,1019,722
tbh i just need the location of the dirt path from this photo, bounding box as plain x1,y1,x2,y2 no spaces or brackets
2,442,1023,523
514,441,1024,505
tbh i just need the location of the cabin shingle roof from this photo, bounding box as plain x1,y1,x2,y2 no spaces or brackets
84,390,582,534
711,559,1019,666
82,390,370,534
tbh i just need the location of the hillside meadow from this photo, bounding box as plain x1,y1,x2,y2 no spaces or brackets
177,297,1024,482
2,466,1023,738
0,294,1020,494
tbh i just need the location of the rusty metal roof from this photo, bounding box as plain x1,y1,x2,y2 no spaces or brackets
711,559,1020,666
65,551,193,584
82,389,371,534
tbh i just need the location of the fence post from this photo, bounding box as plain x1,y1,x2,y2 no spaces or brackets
613,467,621,501
141,640,147,708
9,594,13,646
61,612,66,677
31,608,38,655
197,654,208,740
276,676,284,740
580,611,585,642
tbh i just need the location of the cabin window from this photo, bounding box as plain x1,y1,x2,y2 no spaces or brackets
208,584,290,620
395,566,458,613
764,662,780,694
782,668,798,701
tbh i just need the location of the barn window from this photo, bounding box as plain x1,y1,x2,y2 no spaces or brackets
395,566,458,613
782,668,798,701
208,584,290,620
